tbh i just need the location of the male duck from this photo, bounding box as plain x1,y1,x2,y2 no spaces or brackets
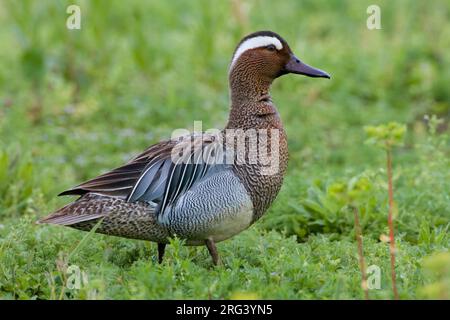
38,31,330,265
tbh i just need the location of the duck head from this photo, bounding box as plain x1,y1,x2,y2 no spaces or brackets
229,31,330,95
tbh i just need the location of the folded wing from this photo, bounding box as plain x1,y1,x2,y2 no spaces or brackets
57,133,228,218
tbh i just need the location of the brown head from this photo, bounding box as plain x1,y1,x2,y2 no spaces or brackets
229,30,330,103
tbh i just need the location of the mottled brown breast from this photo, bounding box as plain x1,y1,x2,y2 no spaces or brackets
226,101,289,222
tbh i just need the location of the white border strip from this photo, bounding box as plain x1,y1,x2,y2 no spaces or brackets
230,36,283,70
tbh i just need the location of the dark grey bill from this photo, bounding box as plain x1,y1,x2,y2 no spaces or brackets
283,54,331,79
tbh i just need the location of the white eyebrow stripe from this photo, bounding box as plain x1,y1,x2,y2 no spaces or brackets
230,36,283,70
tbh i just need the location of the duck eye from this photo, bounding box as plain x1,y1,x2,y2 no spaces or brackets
266,44,276,52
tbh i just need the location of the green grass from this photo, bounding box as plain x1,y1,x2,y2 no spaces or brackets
0,0,449,299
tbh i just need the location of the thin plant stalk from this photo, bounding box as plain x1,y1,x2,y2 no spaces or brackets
58,218,104,300
386,147,399,300
353,206,369,300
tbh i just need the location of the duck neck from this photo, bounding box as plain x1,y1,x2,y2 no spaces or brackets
226,68,276,129
230,73,272,105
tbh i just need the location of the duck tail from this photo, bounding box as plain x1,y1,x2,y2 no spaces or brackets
36,193,106,226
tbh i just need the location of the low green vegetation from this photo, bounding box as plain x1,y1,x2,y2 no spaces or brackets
0,0,449,299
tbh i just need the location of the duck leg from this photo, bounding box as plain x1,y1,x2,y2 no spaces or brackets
205,238,221,266
157,243,166,264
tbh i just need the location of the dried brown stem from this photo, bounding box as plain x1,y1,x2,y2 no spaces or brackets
386,147,399,300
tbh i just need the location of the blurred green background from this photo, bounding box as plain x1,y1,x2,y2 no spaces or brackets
0,0,449,299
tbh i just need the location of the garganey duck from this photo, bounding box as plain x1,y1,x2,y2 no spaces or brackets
38,31,330,265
